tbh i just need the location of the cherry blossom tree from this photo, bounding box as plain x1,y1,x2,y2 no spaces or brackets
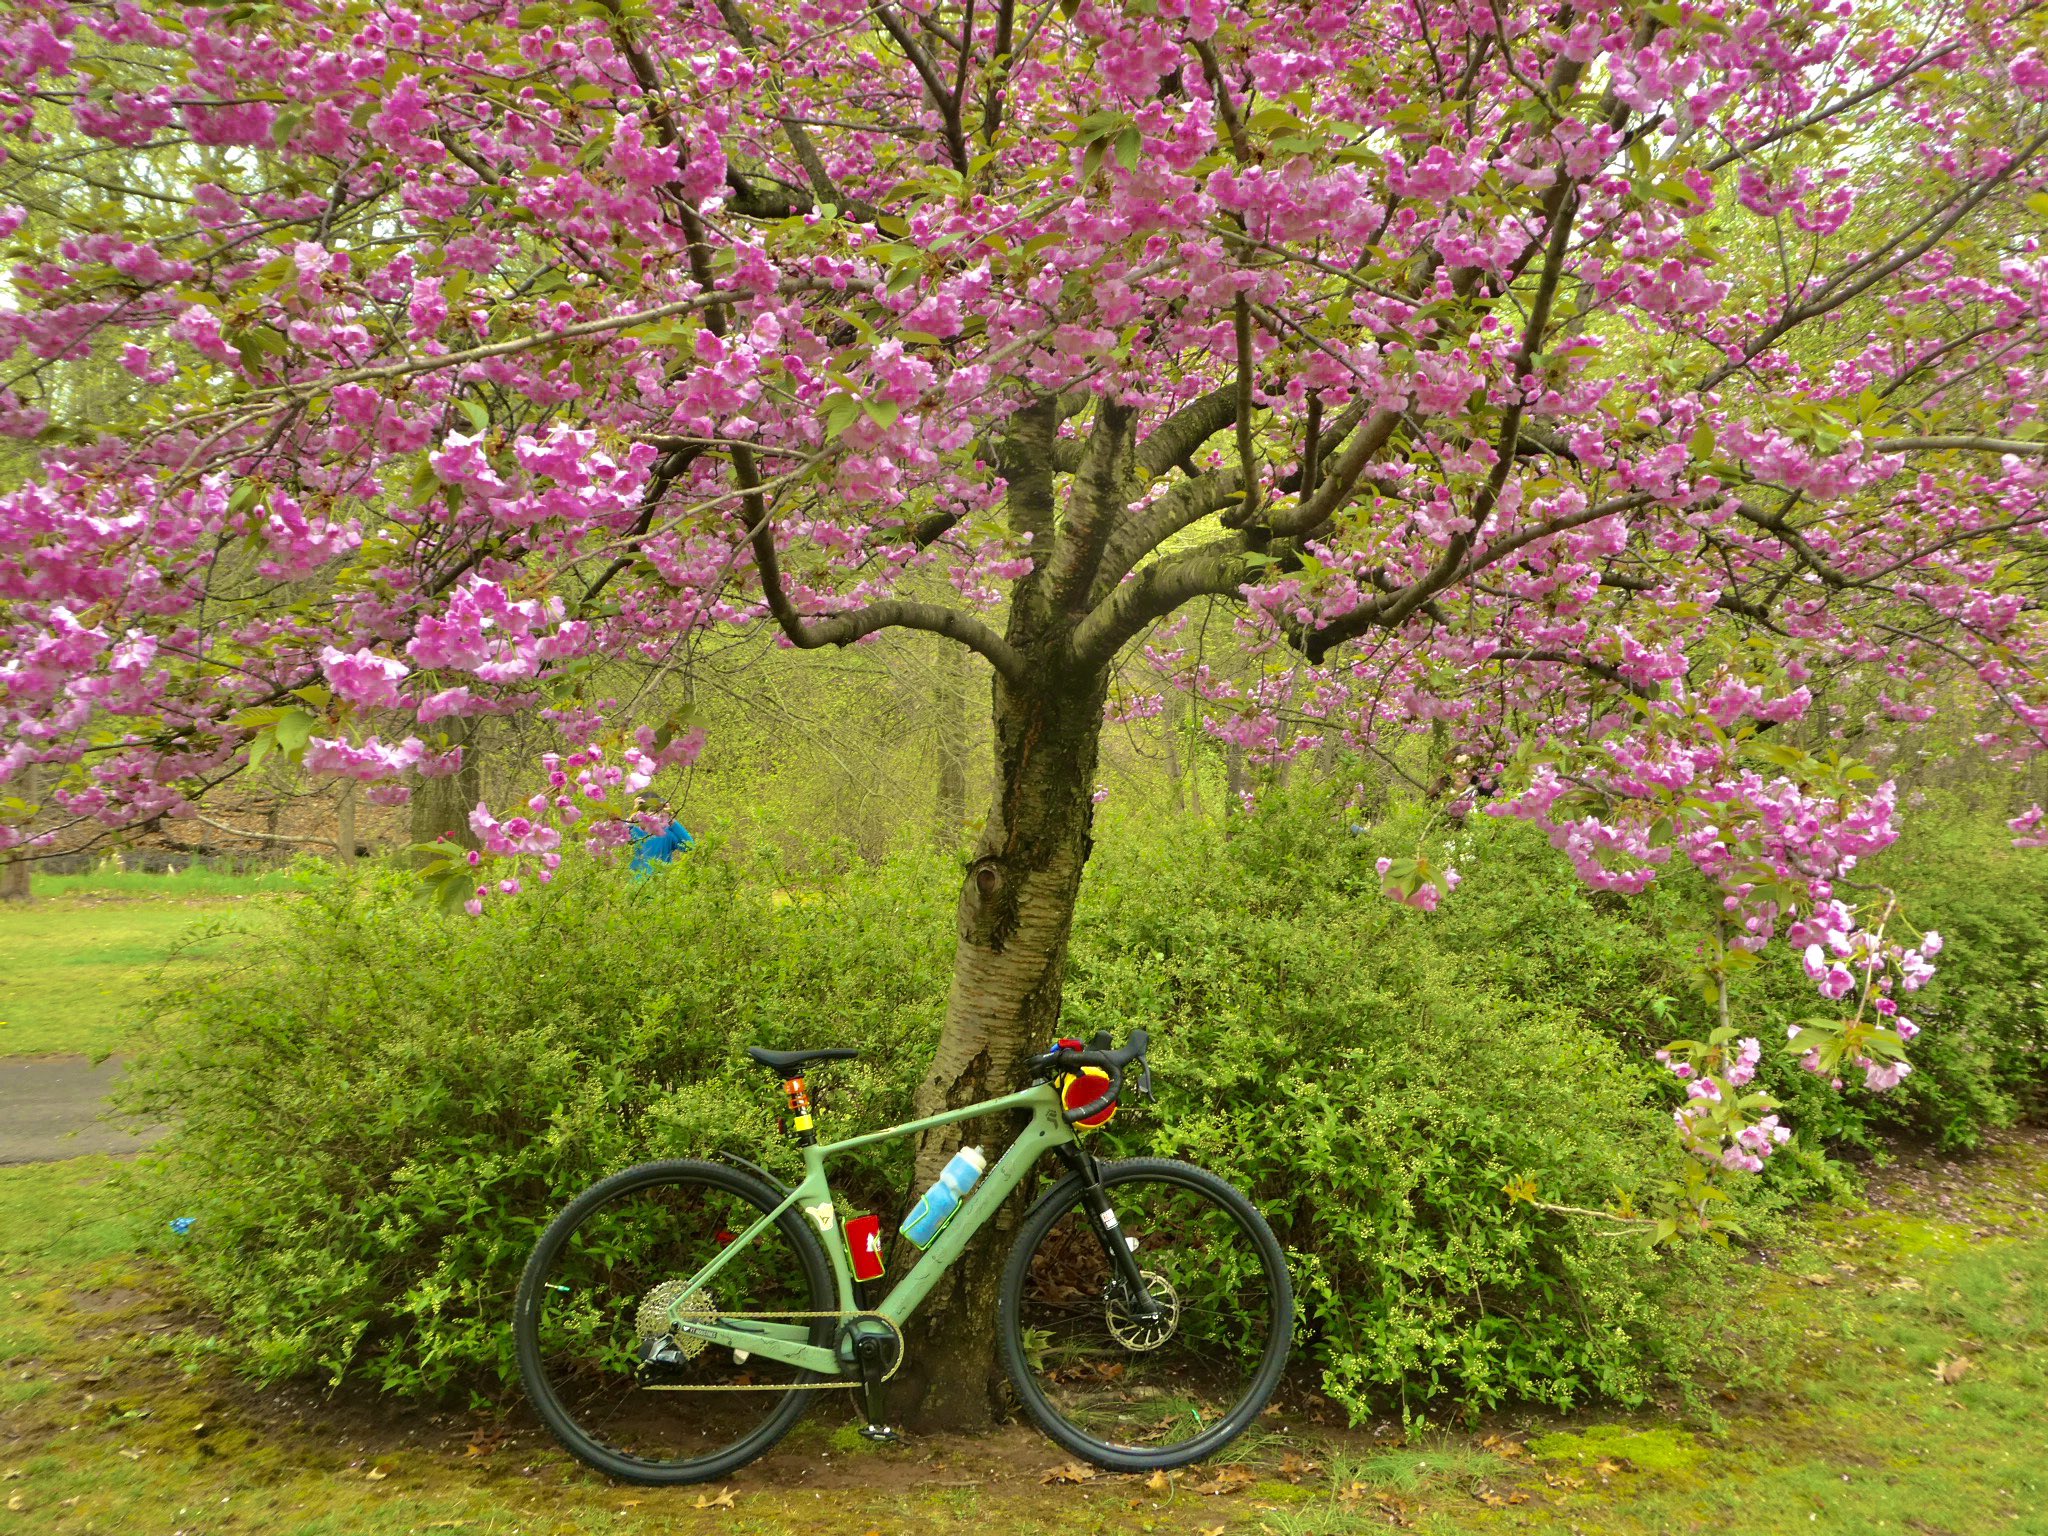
4,0,2048,1417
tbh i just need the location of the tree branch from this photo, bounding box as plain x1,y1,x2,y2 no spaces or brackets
1070,536,1251,666
870,0,970,173
1135,383,1237,477
195,815,336,848
1876,435,2048,457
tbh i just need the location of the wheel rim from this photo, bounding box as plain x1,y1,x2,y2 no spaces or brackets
1011,1169,1287,1456
524,1171,826,1472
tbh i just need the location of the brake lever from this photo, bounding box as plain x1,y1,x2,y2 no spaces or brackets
1136,1057,1153,1098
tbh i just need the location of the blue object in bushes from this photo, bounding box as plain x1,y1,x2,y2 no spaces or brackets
628,819,694,874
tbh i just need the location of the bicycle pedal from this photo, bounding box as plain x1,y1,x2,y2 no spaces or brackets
857,1423,902,1445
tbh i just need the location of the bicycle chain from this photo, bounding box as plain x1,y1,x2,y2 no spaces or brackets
639,1309,902,1392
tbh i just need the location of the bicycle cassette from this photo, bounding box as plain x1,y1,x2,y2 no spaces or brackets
636,1280,717,1361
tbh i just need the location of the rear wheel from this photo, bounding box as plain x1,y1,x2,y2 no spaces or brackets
998,1157,1293,1472
514,1159,835,1485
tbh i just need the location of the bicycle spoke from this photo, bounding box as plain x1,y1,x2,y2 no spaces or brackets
516,1162,833,1482
1003,1159,1291,1468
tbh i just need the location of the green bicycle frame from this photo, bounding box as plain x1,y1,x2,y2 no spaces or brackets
662,1081,1082,1375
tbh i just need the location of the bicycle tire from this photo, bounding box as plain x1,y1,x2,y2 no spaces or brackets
514,1158,835,1485
998,1156,1293,1472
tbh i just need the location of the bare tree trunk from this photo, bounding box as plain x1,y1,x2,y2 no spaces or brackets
334,781,357,868
3,763,41,902
889,666,1111,1430
932,641,971,849
1164,686,1185,813
410,718,482,862
1225,739,1247,812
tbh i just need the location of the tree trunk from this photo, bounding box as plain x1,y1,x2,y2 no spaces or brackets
889,665,1111,1430
410,718,482,862
334,781,357,868
1163,686,1185,813
2,761,37,901
1225,739,1247,812
931,641,971,849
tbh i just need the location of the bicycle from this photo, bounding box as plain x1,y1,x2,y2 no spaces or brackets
513,1028,1294,1485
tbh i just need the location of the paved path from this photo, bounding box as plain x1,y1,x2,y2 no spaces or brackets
0,1056,167,1164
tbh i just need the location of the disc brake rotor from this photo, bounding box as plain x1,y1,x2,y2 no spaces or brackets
636,1280,716,1360
1105,1269,1180,1351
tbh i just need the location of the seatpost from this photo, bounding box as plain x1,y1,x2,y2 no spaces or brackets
782,1075,816,1146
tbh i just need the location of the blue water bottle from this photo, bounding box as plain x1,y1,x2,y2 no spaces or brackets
901,1146,986,1248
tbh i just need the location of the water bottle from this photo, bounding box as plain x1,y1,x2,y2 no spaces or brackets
901,1146,986,1248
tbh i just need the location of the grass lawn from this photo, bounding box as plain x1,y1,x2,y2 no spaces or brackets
0,869,287,1057
1,1136,2042,1534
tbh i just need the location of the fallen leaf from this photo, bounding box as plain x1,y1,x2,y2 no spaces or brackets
1508,1491,1530,1505
1475,1488,1506,1507
693,1486,736,1510
1041,1462,1097,1485
1800,1272,1836,1287
1199,1526,1226,1536
1891,1276,1923,1292
118,1448,144,1461
364,1467,389,1482
1193,1466,1256,1496
1933,1356,1974,1385
1276,1451,1322,1478
1143,1470,1171,1493
4,1495,24,1513
1594,1456,1633,1477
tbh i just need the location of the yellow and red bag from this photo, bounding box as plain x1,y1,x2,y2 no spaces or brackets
1055,1037,1118,1128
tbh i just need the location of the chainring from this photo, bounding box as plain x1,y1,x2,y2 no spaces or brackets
635,1280,716,1360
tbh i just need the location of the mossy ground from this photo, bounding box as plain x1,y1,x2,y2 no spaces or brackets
4,1135,2045,1535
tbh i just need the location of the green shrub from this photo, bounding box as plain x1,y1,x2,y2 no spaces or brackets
1069,798,1771,1418
122,846,952,1399
125,789,2044,1418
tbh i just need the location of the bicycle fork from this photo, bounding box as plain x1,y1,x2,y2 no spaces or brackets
1057,1145,1165,1321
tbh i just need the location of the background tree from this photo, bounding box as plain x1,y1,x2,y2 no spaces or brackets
4,0,2048,1419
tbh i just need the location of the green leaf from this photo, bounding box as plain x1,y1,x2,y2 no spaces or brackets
408,457,443,505
1113,126,1142,173
458,398,490,435
820,394,861,440
1689,423,1715,461
274,708,316,755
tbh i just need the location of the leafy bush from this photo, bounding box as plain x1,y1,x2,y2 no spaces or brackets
1069,798,1771,1418
125,791,2044,1417
123,846,953,1398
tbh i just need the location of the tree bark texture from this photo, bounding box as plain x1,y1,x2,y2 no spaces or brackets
888,400,1127,1430
334,781,358,867
890,662,1111,1429
931,639,971,850
410,718,481,861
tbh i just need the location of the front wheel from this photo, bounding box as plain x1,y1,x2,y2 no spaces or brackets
998,1157,1293,1472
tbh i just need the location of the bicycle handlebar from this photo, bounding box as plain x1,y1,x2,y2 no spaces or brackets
1027,1029,1149,1124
